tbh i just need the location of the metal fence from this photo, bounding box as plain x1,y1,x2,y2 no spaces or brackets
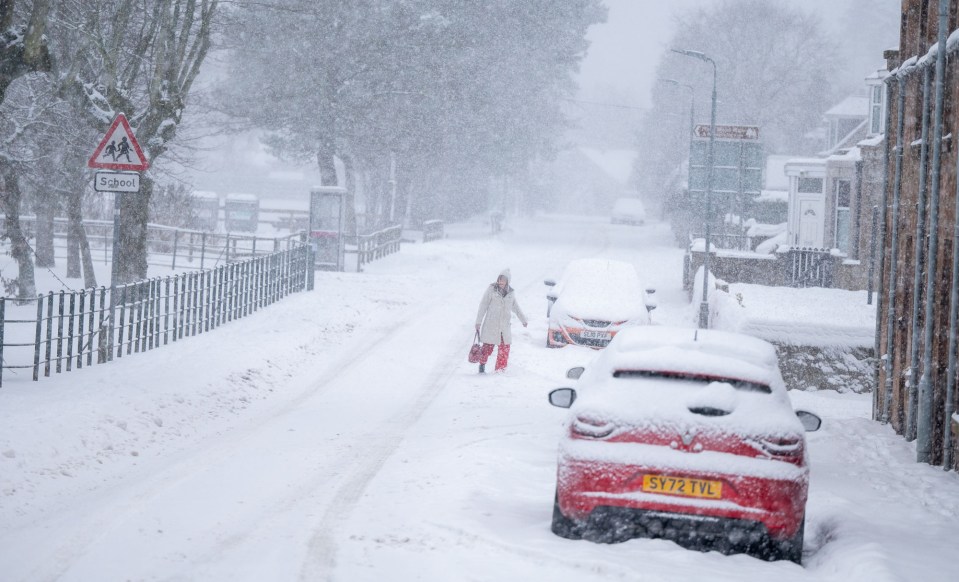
5,215,304,271
0,243,314,387
786,247,835,287
346,224,403,271
421,220,445,242
692,232,753,252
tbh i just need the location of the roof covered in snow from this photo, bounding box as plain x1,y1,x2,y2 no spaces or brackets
578,148,638,186
825,96,869,119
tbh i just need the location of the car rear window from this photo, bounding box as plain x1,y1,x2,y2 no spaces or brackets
611,369,771,394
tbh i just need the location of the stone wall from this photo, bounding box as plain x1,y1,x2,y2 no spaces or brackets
775,343,875,394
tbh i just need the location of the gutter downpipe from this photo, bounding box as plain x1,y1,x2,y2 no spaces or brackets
875,77,894,421
907,65,933,441
882,72,907,423
944,46,959,470
916,0,949,465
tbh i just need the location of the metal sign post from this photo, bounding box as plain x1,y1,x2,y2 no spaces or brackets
88,113,149,360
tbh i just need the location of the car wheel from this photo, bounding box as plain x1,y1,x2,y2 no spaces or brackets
762,518,804,564
776,518,804,564
551,492,584,540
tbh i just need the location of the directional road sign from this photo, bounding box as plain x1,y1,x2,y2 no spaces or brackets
694,124,760,140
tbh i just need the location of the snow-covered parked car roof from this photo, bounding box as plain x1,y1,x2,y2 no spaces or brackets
611,197,646,223
568,326,803,450
553,259,648,321
578,326,786,395
612,197,646,213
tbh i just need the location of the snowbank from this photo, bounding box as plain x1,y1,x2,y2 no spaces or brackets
711,283,875,349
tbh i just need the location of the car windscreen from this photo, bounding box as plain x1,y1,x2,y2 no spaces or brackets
611,369,771,394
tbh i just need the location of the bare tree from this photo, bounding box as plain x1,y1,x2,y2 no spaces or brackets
57,0,219,283
221,0,604,227
0,0,54,102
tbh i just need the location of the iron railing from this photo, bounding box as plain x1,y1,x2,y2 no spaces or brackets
421,220,445,242
3,215,304,271
785,247,835,287
0,243,314,387
346,224,402,271
692,232,753,252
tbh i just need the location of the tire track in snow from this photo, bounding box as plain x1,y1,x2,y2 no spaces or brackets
298,329,467,581
173,226,608,579
16,219,615,582
18,302,440,582
297,227,612,581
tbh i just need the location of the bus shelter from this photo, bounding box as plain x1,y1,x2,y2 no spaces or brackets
309,187,346,271
191,191,220,232
224,193,260,232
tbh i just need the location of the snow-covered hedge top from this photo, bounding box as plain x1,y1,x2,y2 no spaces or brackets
226,192,258,202
192,190,219,200
712,283,876,348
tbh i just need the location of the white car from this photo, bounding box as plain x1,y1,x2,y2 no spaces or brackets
545,259,656,348
611,197,647,225
548,326,822,562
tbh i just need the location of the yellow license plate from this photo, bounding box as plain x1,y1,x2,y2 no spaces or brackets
642,474,722,499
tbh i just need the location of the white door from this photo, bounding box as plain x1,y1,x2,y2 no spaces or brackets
797,196,825,248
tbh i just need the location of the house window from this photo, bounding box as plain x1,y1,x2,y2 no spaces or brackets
870,85,884,134
835,179,852,254
798,177,823,193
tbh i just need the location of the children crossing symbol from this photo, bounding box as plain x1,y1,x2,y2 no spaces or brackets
87,113,149,171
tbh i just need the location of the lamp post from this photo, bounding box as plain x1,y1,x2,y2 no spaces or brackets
657,77,695,146
671,49,717,329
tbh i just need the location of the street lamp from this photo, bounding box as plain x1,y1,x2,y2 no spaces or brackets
657,77,695,145
671,48,717,329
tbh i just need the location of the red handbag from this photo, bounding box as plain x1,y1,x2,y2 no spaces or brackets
468,331,483,363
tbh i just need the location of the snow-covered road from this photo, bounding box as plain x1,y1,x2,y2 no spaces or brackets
1,215,956,581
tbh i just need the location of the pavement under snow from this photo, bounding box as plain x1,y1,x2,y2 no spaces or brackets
0,215,956,582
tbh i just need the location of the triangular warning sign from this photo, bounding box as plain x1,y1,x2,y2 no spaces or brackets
87,113,149,171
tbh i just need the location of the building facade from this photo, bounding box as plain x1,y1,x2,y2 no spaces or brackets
875,0,959,469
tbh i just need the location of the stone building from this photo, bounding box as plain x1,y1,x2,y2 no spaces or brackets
875,0,959,469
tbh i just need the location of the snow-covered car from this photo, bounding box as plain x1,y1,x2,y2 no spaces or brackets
544,259,656,348
610,197,646,225
547,326,822,563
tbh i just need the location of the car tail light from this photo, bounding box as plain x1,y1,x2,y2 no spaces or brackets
612,320,628,326
571,415,615,439
745,435,805,465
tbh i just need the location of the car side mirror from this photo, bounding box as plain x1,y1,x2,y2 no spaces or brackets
566,366,585,380
645,294,658,312
549,388,577,408
796,410,822,432
544,279,556,287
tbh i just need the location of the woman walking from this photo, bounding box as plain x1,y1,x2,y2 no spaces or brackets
475,268,528,373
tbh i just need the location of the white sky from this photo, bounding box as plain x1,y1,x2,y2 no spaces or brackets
576,0,862,110
576,0,700,108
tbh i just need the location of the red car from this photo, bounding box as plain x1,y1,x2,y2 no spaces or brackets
548,326,821,563
544,259,656,349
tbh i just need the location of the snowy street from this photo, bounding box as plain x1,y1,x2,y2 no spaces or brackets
1,215,956,581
